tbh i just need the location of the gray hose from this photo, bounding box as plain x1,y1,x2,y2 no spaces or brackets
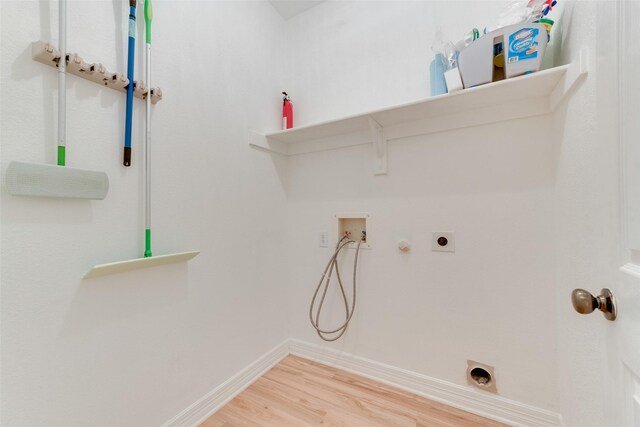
309,235,363,341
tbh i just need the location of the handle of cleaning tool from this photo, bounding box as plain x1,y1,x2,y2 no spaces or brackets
143,0,153,258
144,228,152,257
145,0,152,44
123,0,137,167
57,0,67,166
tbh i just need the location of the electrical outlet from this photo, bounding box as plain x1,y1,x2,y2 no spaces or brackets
432,231,455,252
318,231,329,248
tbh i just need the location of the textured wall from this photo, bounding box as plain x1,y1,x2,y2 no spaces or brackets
283,0,559,412
0,1,289,425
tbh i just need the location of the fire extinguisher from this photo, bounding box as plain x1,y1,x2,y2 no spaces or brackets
282,92,293,130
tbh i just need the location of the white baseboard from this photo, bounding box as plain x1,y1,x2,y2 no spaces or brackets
164,338,562,427
289,339,562,427
162,340,289,427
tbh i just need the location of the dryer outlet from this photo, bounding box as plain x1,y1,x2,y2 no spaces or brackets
432,231,455,252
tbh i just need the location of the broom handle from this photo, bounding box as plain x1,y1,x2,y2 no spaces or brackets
123,0,136,167
57,0,66,166
144,0,153,258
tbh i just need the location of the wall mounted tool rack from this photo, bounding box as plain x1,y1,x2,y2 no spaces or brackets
32,40,163,104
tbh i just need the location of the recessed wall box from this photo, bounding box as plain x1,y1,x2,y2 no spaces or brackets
334,213,371,249
467,360,498,393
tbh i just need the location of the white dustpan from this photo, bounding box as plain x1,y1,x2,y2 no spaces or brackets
5,0,109,200
6,162,108,199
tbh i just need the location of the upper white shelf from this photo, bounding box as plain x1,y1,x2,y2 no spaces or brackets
274,65,569,144
251,54,586,149
249,52,587,173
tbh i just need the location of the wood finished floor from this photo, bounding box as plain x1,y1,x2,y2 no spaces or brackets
201,355,508,427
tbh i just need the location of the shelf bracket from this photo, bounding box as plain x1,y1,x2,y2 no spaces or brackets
248,131,289,156
549,48,589,111
369,117,387,175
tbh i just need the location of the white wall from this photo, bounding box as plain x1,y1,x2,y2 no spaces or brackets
0,1,289,426
284,0,503,127
553,2,623,426
283,0,558,412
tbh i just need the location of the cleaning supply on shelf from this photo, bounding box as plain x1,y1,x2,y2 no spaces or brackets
462,28,481,48
504,23,547,77
431,0,561,92
543,0,557,16
444,67,463,93
537,18,554,36
429,53,447,96
485,0,558,33
458,23,548,87
432,36,463,93
429,31,449,96
282,92,293,130
457,34,495,88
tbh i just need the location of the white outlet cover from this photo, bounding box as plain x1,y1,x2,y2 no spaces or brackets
432,231,455,252
318,231,329,248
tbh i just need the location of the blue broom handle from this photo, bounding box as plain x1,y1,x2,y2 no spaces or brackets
123,2,136,167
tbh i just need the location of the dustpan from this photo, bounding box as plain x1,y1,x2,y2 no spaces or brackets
5,0,109,200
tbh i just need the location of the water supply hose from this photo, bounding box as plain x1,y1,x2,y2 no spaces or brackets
309,235,363,341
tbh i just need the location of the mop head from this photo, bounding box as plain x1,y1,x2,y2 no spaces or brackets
6,161,109,200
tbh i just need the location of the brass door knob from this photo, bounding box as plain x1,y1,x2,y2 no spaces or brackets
571,288,617,321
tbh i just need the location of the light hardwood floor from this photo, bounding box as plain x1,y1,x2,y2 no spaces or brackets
201,355,508,427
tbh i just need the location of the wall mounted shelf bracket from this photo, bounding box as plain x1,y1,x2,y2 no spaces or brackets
368,117,387,175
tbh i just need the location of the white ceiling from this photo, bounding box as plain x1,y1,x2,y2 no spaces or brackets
269,0,327,20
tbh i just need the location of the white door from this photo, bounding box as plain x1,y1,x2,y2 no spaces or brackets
612,1,640,425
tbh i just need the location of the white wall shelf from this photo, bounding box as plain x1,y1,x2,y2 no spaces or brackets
249,51,588,175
